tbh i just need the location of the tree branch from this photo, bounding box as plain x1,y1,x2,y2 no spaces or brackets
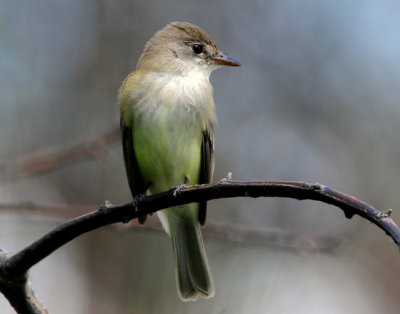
0,180,399,313
0,249,47,314
0,128,120,181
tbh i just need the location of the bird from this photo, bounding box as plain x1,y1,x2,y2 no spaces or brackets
119,21,240,301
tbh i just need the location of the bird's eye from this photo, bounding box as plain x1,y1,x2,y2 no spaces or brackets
192,44,204,54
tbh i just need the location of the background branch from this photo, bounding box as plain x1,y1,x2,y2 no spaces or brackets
0,129,120,181
0,201,340,251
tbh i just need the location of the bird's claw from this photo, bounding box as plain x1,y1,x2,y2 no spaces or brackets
132,193,146,212
171,176,190,197
172,183,189,197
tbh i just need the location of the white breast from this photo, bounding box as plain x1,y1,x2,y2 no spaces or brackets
132,69,216,127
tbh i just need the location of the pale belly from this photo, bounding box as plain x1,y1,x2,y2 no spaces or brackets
132,113,202,194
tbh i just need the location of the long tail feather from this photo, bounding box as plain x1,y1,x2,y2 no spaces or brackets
168,210,214,301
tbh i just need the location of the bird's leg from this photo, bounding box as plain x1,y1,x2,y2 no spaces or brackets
132,192,147,210
126,192,147,224
172,176,190,197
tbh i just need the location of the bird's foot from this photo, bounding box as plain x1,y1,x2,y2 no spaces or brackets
132,192,146,210
128,193,147,224
171,176,190,197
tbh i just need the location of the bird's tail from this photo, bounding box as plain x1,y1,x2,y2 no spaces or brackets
167,208,215,301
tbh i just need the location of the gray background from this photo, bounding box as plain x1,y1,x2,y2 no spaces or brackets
1,0,400,313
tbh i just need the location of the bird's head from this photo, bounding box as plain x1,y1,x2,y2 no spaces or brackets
137,21,241,75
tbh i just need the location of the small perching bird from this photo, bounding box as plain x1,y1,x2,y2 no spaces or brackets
119,21,240,301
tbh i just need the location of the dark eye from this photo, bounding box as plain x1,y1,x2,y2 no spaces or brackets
192,44,204,54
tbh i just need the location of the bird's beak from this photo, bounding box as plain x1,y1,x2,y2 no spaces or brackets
213,52,241,66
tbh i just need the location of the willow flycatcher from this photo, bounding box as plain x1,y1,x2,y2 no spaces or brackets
119,21,240,301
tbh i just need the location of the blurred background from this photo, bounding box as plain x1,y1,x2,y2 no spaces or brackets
1,0,400,313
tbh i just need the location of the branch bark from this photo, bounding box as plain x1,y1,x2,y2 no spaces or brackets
0,180,399,313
